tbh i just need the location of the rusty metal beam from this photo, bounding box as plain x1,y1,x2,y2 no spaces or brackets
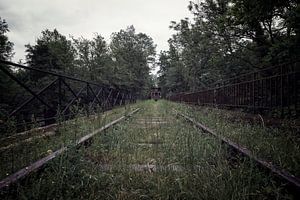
0,59,112,90
0,66,55,112
8,78,58,117
61,85,86,114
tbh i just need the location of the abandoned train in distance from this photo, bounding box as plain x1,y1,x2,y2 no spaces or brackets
150,87,161,101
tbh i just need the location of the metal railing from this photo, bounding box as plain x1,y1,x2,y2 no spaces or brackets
0,60,136,132
168,61,300,118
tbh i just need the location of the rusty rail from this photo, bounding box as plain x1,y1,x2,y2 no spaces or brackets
174,109,300,195
0,108,140,190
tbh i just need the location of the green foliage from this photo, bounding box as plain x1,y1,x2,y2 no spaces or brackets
0,22,156,121
0,17,18,120
158,0,300,96
25,29,76,81
0,17,14,60
110,26,156,96
72,34,112,83
23,26,156,96
158,48,188,96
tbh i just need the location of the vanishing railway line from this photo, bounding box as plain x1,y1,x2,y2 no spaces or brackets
0,100,299,199
0,60,299,199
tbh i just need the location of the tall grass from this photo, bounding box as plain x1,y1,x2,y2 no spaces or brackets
173,102,300,177
0,103,138,180
0,100,294,199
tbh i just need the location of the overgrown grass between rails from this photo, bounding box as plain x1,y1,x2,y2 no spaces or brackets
1,100,294,199
172,101,300,177
0,103,138,180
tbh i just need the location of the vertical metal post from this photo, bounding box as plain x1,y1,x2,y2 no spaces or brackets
294,64,298,117
241,83,243,106
268,77,271,109
113,91,120,106
237,84,240,106
262,79,264,108
104,89,113,109
58,77,62,111
258,79,261,109
275,76,277,108
252,73,255,113
280,66,284,118
270,77,273,108
58,77,62,124
124,93,128,105
86,83,90,116
119,93,125,106
248,82,250,106
287,68,291,117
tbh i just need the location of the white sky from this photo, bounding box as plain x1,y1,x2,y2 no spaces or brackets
1,0,192,73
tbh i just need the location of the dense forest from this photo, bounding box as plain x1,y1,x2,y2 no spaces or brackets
158,0,299,96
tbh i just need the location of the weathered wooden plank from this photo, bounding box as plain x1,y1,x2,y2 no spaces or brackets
90,163,187,172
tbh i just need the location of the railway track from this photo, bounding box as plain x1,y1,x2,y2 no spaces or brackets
174,109,300,195
0,108,140,189
88,105,300,195
0,109,117,152
84,101,299,197
1,100,299,199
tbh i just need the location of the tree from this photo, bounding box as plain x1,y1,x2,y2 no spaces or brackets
158,0,300,96
158,40,188,96
110,26,156,96
231,0,300,64
0,17,16,120
0,17,14,60
73,34,112,83
25,29,76,81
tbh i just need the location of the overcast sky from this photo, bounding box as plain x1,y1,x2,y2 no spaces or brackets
1,0,192,70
